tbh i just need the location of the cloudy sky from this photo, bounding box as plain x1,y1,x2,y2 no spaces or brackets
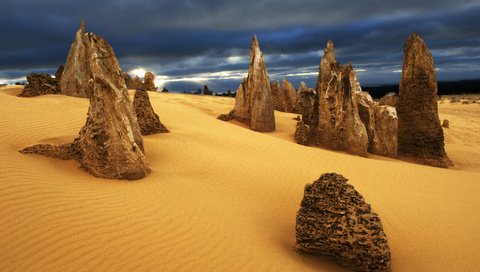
1,0,479,92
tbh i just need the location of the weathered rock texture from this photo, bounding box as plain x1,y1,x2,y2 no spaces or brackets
203,85,213,95
18,73,61,97
55,65,64,82
60,20,125,98
295,82,316,118
133,88,169,135
20,24,150,180
296,41,368,156
397,33,451,167
143,72,157,91
219,36,275,132
379,92,398,107
270,79,297,113
296,173,391,272
356,91,398,158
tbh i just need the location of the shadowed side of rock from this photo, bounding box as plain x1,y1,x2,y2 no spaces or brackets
134,88,169,135
143,72,157,91
296,173,391,271
397,33,451,167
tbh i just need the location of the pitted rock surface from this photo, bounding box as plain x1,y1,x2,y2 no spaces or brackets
296,173,391,271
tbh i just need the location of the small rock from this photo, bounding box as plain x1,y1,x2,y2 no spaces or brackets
442,119,449,128
296,173,391,271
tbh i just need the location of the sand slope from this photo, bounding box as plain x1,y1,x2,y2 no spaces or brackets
0,86,479,271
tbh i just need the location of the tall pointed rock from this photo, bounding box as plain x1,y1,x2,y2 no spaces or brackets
397,33,452,167
219,36,275,132
20,21,150,180
60,20,126,98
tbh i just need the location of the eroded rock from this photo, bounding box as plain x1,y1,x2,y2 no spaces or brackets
143,72,157,91
60,20,125,98
296,173,391,271
20,23,150,180
295,41,368,156
134,88,169,135
397,33,452,167
219,36,275,132
203,85,213,95
379,92,398,107
18,73,61,97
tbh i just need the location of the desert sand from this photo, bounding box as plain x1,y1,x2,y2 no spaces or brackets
0,85,479,271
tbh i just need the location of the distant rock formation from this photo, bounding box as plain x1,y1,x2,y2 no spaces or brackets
143,72,157,91
295,82,316,119
296,173,391,271
281,79,297,113
161,87,169,93
270,79,298,113
295,41,368,156
219,36,275,132
270,80,281,110
60,20,126,98
379,92,398,107
124,73,139,90
203,85,213,95
20,26,150,179
397,33,452,167
18,73,61,97
356,91,398,158
133,88,169,135
134,76,142,89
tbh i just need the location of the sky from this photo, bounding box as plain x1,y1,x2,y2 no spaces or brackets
1,0,479,92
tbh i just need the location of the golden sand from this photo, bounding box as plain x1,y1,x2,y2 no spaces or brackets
0,86,479,271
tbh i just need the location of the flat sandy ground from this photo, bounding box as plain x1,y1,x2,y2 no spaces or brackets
0,86,479,271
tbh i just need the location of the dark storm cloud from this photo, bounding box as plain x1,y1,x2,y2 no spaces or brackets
0,0,479,89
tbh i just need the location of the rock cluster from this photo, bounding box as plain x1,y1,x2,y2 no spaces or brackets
296,173,391,272
18,73,61,97
397,33,452,167
294,41,398,158
60,20,126,98
270,79,297,113
218,36,275,132
124,73,138,90
20,21,150,180
133,88,169,135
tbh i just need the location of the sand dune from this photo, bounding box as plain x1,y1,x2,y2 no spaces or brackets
0,85,479,271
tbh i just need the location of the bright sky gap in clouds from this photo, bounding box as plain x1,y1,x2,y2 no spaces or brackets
0,0,479,91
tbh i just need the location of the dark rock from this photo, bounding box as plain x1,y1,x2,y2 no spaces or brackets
270,80,282,111
203,85,213,95
442,119,449,128
296,173,391,272
124,73,138,90
18,73,61,97
134,88,169,135
219,36,275,132
397,33,452,167
161,87,169,93
61,20,126,98
55,65,64,82
295,82,317,121
294,121,310,145
270,79,297,113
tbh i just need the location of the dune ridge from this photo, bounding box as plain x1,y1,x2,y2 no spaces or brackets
0,86,479,271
